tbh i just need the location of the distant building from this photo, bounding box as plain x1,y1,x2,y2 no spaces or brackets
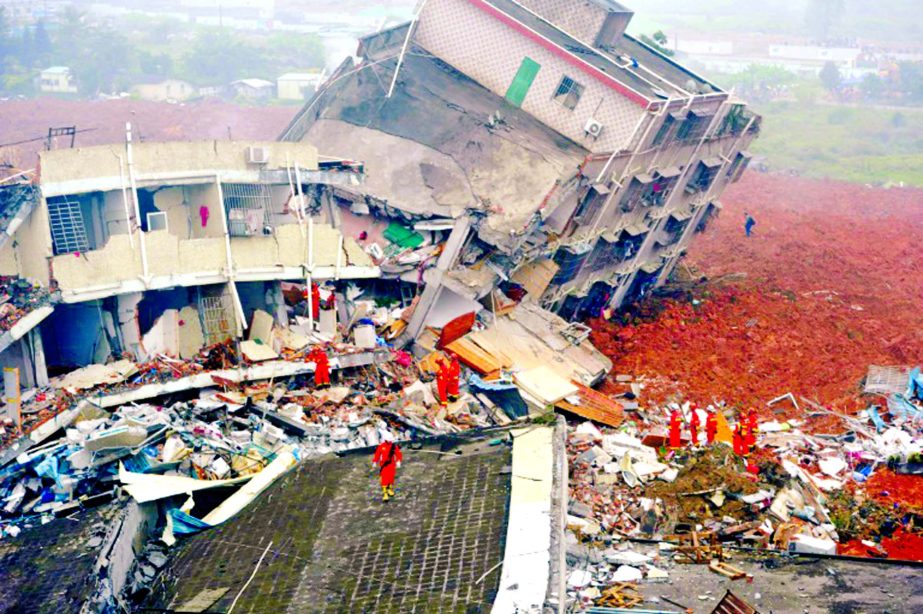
38,66,78,94
131,77,198,102
277,72,325,100
230,78,275,101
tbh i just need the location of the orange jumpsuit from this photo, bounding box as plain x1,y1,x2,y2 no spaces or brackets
435,359,450,406
446,356,461,400
311,348,330,387
689,410,700,446
310,283,320,318
668,410,682,449
733,423,744,456
373,441,403,487
705,411,717,444
746,410,758,452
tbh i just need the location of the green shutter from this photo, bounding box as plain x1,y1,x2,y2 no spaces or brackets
505,57,541,107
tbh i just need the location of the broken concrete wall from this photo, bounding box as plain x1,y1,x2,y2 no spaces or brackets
16,201,51,287
51,232,145,291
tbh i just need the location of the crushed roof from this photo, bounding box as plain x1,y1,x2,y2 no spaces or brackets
143,435,513,612
0,504,121,614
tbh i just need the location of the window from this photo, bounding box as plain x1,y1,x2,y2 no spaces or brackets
726,152,752,183
146,212,168,232
651,115,676,146
677,111,711,143
553,76,584,110
687,160,721,193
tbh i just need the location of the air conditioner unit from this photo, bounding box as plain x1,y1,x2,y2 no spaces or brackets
584,118,604,138
246,146,270,164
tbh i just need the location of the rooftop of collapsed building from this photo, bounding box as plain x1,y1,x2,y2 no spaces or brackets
281,47,590,250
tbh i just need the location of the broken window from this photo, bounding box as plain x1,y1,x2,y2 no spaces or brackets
47,196,91,255
726,151,752,183
573,184,608,226
551,244,591,286
686,159,721,193
552,76,584,110
676,111,711,143
223,183,273,237
198,293,234,345
652,111,684,147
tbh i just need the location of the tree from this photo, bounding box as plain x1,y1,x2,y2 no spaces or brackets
860,73,885,100
640,30,674,57
180,29,268,86
819,61,841,92
33,20,52,59
805,0,845,40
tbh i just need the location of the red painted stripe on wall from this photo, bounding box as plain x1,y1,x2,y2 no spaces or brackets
462,0,649,107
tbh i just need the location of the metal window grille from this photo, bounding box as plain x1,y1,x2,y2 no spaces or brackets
553,76,583,110
198,295,233,345
222,183,273,237
48,196,90,255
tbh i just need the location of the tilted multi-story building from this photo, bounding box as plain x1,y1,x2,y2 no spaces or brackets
282,0,759,334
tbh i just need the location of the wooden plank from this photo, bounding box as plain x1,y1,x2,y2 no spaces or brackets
555,381,624,427
445,336,504,375
438,311,476,349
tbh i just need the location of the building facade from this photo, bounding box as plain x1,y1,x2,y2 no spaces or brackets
409,0,760,319
0,136,374,388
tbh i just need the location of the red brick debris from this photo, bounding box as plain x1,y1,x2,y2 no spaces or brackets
591,172,923,416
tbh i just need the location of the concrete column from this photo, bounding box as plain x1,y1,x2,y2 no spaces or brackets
117,292,144,360
27,329,48,387
402,215,471,342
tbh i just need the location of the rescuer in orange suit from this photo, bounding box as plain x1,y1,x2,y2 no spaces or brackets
733,422,744,456
446,353,461,401
310,282,321,318
310,346,330,389
435,358,450,407
705,409,718,445
746,408,758,453
689,407,701,446
668,409,682,449
372,432,403,501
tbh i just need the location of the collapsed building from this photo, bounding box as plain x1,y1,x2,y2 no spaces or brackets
0,1,771,612
281,0,759,327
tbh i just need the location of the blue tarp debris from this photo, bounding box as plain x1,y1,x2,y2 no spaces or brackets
469,374,528,419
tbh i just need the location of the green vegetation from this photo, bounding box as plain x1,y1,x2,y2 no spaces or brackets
749,101,923,185
0,7,325,99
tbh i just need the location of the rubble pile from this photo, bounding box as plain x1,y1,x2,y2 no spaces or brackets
0,329,520,540
564,369,923,608
591,173,923,415
0,275,50,332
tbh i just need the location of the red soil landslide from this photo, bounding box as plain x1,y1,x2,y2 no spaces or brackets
592,172,923,413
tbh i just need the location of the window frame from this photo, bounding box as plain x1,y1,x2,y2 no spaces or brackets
552,75,584,111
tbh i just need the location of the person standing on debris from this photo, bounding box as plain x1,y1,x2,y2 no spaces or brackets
446,353,461,402
310,346,331,389
435,358,450,407
372,432,402,502
746,409,758,453
733,422,744,456
689,407,700,446
668,409,682,449
310,282,321,318
744,212,756,237
705,409,718,445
